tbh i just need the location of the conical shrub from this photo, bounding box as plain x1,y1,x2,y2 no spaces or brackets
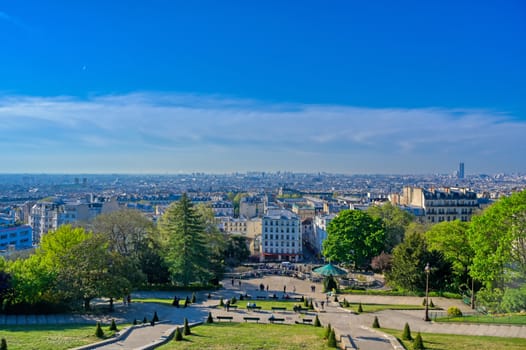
219,298,224,307
413,332,424,350
133,318,137,325
327,328,337,347
95,322,104,338
206,312,214,323
143,316,148,324
324,323,332,339
372,316,380,328
357,303,363,313
402,322,412,340
184,317,191,335
429,299,434,308
109,319,118,331
153,311,159,322
174,327,183,341
191,292,196,303
1,338,7,350
314,315,321,327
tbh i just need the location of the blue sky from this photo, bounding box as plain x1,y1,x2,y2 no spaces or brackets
1,1,525,174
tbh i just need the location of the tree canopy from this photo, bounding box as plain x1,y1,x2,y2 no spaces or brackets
367,202,414,252
322,209,385,267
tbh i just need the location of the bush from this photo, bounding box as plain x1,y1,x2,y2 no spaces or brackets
372,316,380,328
402,322,412,340
174,327,183,341
413,332,424,350
95,322,104,338
327,329,337,347
314,315,321,327
309,300,314,310
184,317,191,335
324,323,331,339
219,298,224,307
422,298,427,306
109,319,118,331
153,311,159,322
323,275,338,293
143,316,148,324
429,299,434,308
447,306,462,317
191,292,196,303
239,294,244,301
1,338,7,350
184,296,190,307
334,295,339,302
342,298,350,307
133,319,137,325
230,296,237,305
357,303,363,313
304,298,309,308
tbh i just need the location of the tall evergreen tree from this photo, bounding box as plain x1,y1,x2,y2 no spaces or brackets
159,193,211,286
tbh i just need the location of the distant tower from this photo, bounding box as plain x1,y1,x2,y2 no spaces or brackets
458,162,465,179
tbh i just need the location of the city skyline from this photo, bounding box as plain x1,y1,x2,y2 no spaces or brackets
1,1,525,174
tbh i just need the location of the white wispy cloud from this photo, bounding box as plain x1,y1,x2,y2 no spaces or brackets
0,92,524,174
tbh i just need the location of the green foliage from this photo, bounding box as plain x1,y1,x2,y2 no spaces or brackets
324,323,331,339
447,306,463,317
468,189,526,289
184,317,191,335
367,202,415,252
95,322,104,338
413,332,424,350
219,298,224,306
422,298,426,306
385,231,427,291
475,287,504,313
429,299,434,308
327,328,337,347
357,303,363,313
314,315,321,327
501,285,526,313
426,220,474,291
174,327,183,341
323,275,338,293
159,194,212,287
143,316,148,324
323,209,385,267
342,298,349,307
153,311,159,322
133,318,137,325
372,316,380,328
224,234,251,266
230,296,237,305
206,312,214,323
1,338,7,350
191,292,196,303
109,319,118,331
402,322,412,340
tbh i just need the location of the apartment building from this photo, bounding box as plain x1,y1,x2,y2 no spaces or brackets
260,209,301,262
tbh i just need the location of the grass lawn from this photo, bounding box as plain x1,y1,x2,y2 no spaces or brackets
157,322,331,350
382,328,526,350
435,313,526,325
232,300,307,310
341,303,438,313
134,297,174,305
0,324,118,350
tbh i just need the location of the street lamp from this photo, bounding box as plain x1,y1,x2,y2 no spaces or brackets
424,262,430,321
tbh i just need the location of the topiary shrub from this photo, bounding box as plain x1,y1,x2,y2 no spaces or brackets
153,311,159,322
357,303,363,313
133,318,137,325
230,296,237,305
304,298,309,308
206,312,214,323
334,295,339,303
239,294,244,301
413,332,424,350
422,298,427,306
191,292,196,303
327,328,337,347
219,298,224,307
447,306,462,317
429,299,435,308
174,327,183,341
314,315,321,327
184,296,190,307
95,322,104,338
109,319,118,331
143,316,148,324
309,299,314,310
372,316,380,328
324,323,332,339
402,322,412,340
184,317,191,335
1,338,7,350
343,298,349,307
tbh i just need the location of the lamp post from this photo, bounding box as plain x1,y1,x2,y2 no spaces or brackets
424,262,430,321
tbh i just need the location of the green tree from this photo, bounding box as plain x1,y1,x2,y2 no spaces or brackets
367,203,414,252
224,235,250,266
426,220,476,301
159,193,212,286
468,189,526,289
323,210,385,267
385,231,427,291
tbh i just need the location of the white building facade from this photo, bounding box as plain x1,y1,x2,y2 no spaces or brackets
260,209,301,262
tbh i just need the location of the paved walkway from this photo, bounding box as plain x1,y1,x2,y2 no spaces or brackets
5,275,526,349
